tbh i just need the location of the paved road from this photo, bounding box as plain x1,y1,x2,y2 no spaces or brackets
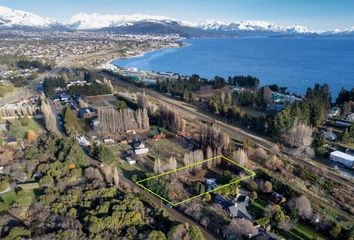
88,159,217,240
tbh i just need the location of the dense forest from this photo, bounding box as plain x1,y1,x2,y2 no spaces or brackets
17,60,53,72
0,136,204,239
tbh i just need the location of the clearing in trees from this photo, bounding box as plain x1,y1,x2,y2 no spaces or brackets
136,155,256,206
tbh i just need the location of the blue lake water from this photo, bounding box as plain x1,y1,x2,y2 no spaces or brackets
113,38,354,96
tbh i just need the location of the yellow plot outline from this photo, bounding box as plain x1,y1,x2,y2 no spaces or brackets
135,155,256,206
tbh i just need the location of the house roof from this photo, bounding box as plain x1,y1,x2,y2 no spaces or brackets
214,194,233,208
78,108,92,115
331,151,354,162
228,203,253,221
5,137,17,142
131,139,143,148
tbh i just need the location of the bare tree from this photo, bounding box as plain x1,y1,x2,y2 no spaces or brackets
168,156,177,170
84,167,104,182
102,77,114,93
159,103,184,134
233,149,248,166
262,86,273,105
112,167,120,188
271,144,281,153
78,97,88,108
180,119,186,136
286,122,313,148
97,107,149,135
265,154,283,171
263,181,273,193
137,92,150,109
183,152,193,167
184,201,203,220
200,124,230,151
288,195,313,220
154,158,162,174
192,150,204,171
40,95,58,134
223,218,258,239
252,147,268,162
205,146,213,169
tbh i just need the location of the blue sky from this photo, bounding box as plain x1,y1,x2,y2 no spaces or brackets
2,0,354,30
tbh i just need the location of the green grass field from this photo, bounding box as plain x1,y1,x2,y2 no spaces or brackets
4,118,42,139
279,223,327,240
0,189,37,208
251,195,326,240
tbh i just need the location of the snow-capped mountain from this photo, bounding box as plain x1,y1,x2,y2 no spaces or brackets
0,5,352,38
196,20,311,34
66,13,313,36
68,12,174,30
0,6,54,28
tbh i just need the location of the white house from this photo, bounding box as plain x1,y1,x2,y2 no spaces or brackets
76,135,90,147
347,113,354,122
125,157,136,165
328,107,340,117
91,119,99,127
102,138,115,144
329,151,354,168
134,148,149,155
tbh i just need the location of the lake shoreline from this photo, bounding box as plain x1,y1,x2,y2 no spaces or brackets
110,38,354,96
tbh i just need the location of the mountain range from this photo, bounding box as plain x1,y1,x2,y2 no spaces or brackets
1,5,353,37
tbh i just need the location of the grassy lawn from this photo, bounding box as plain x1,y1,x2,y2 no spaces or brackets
0,189,37,208
0,84,15,97
250,195,326,240
108,143,147,178
146,138,190,164
240,106,265,118
5,118,43,139
279,222,327,240
251,197,268,218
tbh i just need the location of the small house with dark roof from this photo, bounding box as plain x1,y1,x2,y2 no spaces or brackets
78,108,96,119
131,139,145,149
4,137,17,147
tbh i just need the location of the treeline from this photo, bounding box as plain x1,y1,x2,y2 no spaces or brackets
157,103,186,134
68,83,111,96
43,76,113,97
43,77,66,97
336,88,354,105
208,92,267,132
268,84,331,136
17,60,52,72
227,75,260,88
45,135,89,167
157,74,205,98
97,107,149,135
200,124,231,152
101,69,147,88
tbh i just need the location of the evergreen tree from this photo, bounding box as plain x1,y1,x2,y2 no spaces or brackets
97,145,115,164
63,106,83,137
